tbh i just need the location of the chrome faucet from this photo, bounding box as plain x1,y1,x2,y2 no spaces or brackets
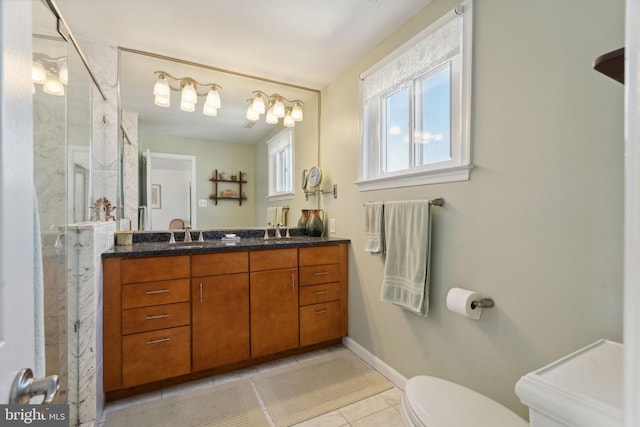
275,223,282,238
184,224,192,242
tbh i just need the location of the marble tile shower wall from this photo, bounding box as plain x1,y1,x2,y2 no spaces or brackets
69,39,119,426
122,110,139,230
68,221,116,427
80,38,119,209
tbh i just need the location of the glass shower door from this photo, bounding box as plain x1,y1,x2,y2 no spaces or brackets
33,0,96,424
32,0,71,410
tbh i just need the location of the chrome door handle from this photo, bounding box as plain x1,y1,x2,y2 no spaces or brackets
10,368,59,404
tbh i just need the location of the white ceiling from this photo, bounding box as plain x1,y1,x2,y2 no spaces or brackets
53,0,432,143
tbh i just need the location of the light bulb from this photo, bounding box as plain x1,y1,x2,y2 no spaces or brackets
205,88,221,109
283,108,295,128
251,93,265,114
43,75,65,96
154,94,170,107
58,63,68,85
291,102,303,121
32,61,47,84
203,103,218,116
246,105,259,121
181,81,197,105
273,98,285,118
266,106,278,124
180,100,195,112
153,74,170,97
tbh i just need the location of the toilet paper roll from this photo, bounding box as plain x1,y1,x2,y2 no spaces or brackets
446,287,483,319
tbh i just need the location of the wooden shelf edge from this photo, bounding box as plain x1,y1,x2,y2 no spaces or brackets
594,47,624,84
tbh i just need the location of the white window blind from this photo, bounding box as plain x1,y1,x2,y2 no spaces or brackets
357,2,473,191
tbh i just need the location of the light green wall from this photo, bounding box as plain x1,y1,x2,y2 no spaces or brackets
139,132,256,228
321,0,624,417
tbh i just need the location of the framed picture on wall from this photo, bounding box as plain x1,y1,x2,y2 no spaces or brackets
151,184,161,209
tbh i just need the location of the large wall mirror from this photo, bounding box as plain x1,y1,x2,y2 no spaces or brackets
118,48,320,230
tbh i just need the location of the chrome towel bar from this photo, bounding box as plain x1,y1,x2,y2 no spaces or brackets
363,197,445,207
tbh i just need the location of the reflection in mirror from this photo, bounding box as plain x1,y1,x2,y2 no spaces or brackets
118,49,320,230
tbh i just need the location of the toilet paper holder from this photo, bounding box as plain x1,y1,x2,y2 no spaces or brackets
471,298,495,309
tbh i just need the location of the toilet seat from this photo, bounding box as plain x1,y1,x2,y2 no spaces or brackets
401,376,528,427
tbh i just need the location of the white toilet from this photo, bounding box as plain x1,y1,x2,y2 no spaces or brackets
400,375,528,427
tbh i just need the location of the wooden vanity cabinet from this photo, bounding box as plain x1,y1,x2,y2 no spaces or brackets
191,252,250,372
250,248,299,358
104,255,192,391
298,245,348,347
103,242,348,397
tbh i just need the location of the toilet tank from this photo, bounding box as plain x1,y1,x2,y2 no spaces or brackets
515,339,622,427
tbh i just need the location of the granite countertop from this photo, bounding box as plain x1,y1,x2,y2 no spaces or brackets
102,235,350,258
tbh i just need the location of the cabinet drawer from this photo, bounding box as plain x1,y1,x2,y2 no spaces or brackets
299,264,340,286
299,283,340,306
122,279,190,309
299,246,340,266
192,251,248,277
250,248,297,272
299,301,342,347
122,326,191,388
121,255,190,284
122,302,190,335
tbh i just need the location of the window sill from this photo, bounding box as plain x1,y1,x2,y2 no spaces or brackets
355,163,473,192
267,193,295,202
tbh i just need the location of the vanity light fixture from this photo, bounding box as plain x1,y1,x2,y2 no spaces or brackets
153,71,222,116
246,90,304,127
32,53,68,97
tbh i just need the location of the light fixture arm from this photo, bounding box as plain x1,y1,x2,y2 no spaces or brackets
251,90,303,106
154,70,221,96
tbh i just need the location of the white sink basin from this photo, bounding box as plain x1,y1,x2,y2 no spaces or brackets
515,339,623,427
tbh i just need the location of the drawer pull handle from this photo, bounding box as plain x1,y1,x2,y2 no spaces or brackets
315,309,330,315
145,289,169,295
147,337,170,345
146,314,170,320
314,271,330,276
314,290,330,295
291,274,295,290
199,282,203,303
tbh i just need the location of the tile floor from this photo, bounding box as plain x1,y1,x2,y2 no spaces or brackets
97,345,405,427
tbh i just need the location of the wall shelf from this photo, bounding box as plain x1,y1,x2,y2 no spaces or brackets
209,169,247,206
594,47,624,84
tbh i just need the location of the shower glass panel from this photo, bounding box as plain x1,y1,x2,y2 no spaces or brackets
33,0,98,424
33,0,71,410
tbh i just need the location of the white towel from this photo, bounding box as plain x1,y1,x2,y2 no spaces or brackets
267,207,277,226
380,200,432,315
364,202,384,254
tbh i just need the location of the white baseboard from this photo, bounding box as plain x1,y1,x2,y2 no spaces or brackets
342,336,408,390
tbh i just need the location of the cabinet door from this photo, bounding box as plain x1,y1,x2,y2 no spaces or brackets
300,301,342,347
122,325,191,388
192,273,250,371
250,268,299,358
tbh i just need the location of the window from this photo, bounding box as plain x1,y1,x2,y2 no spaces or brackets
267,129,293,200
357,1,473,191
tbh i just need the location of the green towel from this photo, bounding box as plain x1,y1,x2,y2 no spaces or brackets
380,200,431,315
364,202,384,254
